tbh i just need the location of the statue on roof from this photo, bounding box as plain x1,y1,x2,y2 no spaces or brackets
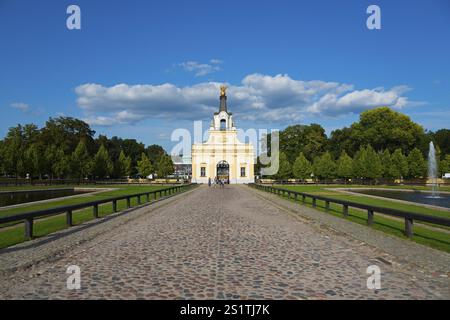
220,85,227,97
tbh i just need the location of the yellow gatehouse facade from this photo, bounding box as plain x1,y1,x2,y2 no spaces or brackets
191,86,255,184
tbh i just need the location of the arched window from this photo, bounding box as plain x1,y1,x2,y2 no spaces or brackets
220,119,226,130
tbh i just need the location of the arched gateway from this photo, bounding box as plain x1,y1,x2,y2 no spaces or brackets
217,161,230,181
191,86,255,184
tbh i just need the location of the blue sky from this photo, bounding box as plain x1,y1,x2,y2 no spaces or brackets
0,0,449,153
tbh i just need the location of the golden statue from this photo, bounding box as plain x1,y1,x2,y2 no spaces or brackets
220,85,227,97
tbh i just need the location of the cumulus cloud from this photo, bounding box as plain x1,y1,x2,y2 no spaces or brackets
10,102,30,112
75,74,415,126
179,59,222,76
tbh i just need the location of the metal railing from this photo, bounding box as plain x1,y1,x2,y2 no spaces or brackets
249,184,450,238
0,184,196,239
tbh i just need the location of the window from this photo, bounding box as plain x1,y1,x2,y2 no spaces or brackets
200,167,206,177
240,167,246,177
220,119,226,130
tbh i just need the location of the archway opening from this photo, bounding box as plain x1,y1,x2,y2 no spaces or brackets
220,119,227,130
216,160,230,182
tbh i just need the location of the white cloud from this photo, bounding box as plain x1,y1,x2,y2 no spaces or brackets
179,59,222,76
75,74,417,126
10,102,29,112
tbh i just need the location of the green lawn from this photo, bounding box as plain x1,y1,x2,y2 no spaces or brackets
0,184,193,249
269,184,450,253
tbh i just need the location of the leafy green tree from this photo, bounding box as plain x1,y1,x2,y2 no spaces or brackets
41,117,96,155
349,107,425,154
389,148,409,179
353,145,382,181
91,144,113,179
71,140,91,181
24,144,45,179
337,151,353,181
156,154,174,178
116,150,132,178
268,124,328,163
379,149,392,179
429,129,450,155
407,148,426,178
53,149,70,179
0,140,4,175
2,125,26,182
313,152,337,181
292,152,312,180
274,152,292,180
329,127,355,158
439,154,450,176
137,153,154,178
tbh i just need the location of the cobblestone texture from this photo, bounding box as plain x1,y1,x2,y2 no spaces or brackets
0,185,448,299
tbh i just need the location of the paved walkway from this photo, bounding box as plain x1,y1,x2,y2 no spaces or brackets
0,185,448,299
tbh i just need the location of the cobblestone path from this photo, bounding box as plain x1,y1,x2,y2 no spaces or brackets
0,185,448,299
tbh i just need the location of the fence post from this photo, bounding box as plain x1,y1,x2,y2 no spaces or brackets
24,218,33,239
343,205,349,217
93,204,99,218
325,201,330,211
312,198,317,207
113,200,117,212
367,210,374,226
146,193,150,202
405,217,413,238
302,195,305,203
126,197,131,208
66,210,73,226
138,195,141,205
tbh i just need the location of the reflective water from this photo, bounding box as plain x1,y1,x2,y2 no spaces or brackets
351,189,450,209
0,189,91,207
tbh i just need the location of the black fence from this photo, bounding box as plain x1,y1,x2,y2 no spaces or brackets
249,184,450,238
0,184,196,240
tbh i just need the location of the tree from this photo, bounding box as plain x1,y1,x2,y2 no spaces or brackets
71,140,91,181
53,148,70,179
439,154,450,176
41,117,95,155
389,148,409,180
329,127,355,157
146,144,166,164
156,154,174,178
337,151,353,182
353,145,382,181
274,152,292,180
2,125,26,182
24,143,45,179
91,144,113,179
137,153,154,178
270,124,328,163
292,152,312,180
349,107,426,154
116,150,132,178
313,152,337,181
429,129,450,156
379,149,392,179
407,148,426,178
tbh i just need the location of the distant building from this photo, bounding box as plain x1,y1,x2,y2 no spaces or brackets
191,86,255,184
172,154,192,179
